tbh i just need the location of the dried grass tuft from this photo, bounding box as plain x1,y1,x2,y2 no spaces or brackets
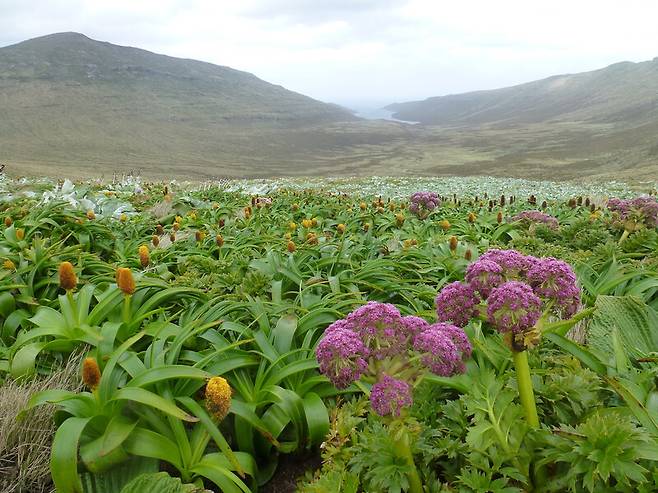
0,353,83,493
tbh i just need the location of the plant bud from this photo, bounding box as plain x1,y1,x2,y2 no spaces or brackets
497,211,503,224
15,228,25,240
216,234,224,247
86,210,96,220
4,216,12,227
152,235,160,247
449,236,458,251
287,240,296,253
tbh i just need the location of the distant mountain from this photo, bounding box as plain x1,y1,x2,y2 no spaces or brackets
386,58,658,126
0,32,361,177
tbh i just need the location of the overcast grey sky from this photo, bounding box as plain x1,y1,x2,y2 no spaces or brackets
1,0,657,107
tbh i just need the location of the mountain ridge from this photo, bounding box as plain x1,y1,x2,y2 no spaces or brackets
386,57,658,126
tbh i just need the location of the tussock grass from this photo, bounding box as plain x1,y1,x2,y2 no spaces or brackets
0,353,83,493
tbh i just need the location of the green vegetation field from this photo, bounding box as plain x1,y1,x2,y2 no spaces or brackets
1,175,657,493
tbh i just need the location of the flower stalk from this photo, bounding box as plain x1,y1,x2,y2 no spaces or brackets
512,349,539,428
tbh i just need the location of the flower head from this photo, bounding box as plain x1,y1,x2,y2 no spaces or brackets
527,257,580,317
316,327,369,389
487,281,542,334
465,259,504,299
59,262,77,291
205,376,232,421
478,249,534,279
511,210,559,230
370,375,413,417
116,267,136,295
82,357,101,390
409,191,440,218
413,323,471,376
341,302,408,358
138,245,150,268
435,282,479,327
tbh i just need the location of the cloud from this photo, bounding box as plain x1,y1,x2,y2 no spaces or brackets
1,0,657,106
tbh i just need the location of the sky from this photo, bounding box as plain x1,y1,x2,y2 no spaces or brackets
1,0,658,108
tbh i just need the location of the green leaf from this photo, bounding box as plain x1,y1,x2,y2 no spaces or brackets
544,332,608,375
111,388,199,422
51,417,92,493
126,366,210,388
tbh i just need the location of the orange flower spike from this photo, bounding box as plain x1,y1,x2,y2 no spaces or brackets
216,234,224,247
152,235,160,247
116,268,136,295
59,262,77,291
449,236,458,252
287,240,296,253
205,376,232,422
138,245,150,268
4,216,12,227
82,357,101,391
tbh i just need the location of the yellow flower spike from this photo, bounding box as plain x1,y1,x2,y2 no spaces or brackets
288,222,297,231
337,224,346,234
188,211,197,220
172,222,180,232
138,245,150,268
395,213,405,226
195,230,205,242
15,228,25,241
59,262,77,291
244,207,252,219
363,223,370,232
389,202,396,211
212,202,219,209
205,376,232,422
116,268,136,295
376,206,384,214
86,210,96,220
287,240,296,253
120,213,128,222
311,217,318,227
301,219,312,229
216,234,224,247
82,357,101,391
152,235,160,247
439,220,451,231
359,202,367,211
175,215,183,224
156,224,165,235
449,236,458,252
3,259,15,270
497,212,503,224
291,203,299,212
4,217,12,227
468,212,477,223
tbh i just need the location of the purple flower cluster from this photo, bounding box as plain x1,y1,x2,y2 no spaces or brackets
435,249,581,336
527,258,580,317
370,375,413,417
608,197,658,229
315,301,472,415
511,210,559,230
486,281,542,334
315,327,369,389
435,281,480,327
413,323,472,376
338,301,409,359
409,191,440,218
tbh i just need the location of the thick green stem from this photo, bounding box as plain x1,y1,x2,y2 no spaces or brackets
619,229,630,244
512,350,540,429
122,295,132,325
392,427,423,493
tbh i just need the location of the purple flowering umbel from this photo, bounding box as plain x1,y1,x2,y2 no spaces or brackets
511,210,559,230
435,249,582,350
409,191,440,219
315,301,471,417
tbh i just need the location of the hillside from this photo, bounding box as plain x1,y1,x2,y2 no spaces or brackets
0,32,367,178
386,58,658,126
